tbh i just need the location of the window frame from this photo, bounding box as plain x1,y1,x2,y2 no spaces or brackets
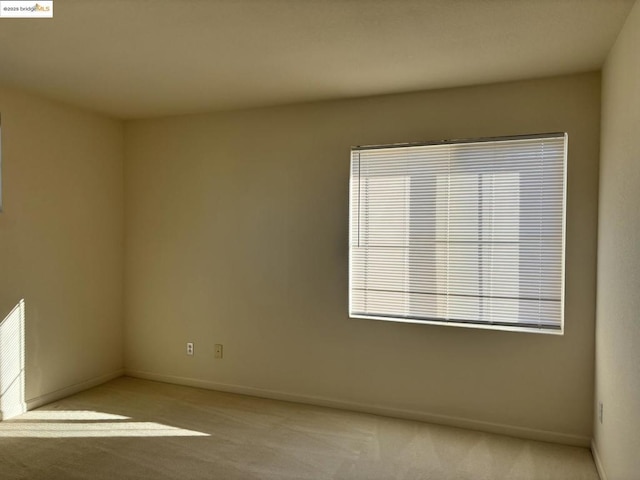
348,132,568,335
0,115,3,213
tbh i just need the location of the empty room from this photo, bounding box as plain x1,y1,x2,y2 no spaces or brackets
0,0,638,479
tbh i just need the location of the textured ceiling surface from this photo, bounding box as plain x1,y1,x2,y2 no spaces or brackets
0,0,634,119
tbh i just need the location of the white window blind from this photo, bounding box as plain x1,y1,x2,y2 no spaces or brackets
349,133,567,333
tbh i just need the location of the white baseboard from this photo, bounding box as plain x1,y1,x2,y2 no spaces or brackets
591,439,608,480
0,402,27,421
26,369,124,411
125,369,590,447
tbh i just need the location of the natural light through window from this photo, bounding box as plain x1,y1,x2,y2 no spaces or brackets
23,410,130,421
0,299,26,419
0,410,210,438
349,134,567,333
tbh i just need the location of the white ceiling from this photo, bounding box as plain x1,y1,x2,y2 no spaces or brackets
0,0,635,119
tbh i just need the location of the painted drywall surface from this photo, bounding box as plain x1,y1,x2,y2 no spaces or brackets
595,0,640,477
0,87,124,403
125,73,600,439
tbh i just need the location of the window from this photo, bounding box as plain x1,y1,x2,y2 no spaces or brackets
349,133,567,333
0,116,2,212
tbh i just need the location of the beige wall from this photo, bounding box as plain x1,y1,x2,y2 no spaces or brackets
124,72,600,443
0,87,124,409
595,0,640,478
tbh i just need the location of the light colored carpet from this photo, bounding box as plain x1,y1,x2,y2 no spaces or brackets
0,377,599,479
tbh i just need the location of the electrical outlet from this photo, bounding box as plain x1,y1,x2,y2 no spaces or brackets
599,402,603,424
214,344,223,359
186,342,194,356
